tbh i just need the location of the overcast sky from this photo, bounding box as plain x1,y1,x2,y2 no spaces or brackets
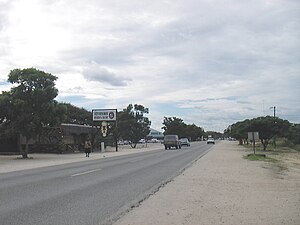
0,0,299,132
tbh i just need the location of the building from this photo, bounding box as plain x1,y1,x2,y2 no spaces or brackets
147,128,164,140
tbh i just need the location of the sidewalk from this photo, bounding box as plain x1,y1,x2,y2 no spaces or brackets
0,143,162,173
115,141,300,225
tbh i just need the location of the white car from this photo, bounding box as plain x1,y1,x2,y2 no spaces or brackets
138,139,146,144
207,138,215,144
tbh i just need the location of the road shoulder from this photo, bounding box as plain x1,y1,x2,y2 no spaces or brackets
115,141,300,225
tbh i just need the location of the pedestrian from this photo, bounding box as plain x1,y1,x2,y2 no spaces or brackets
84,138,92,157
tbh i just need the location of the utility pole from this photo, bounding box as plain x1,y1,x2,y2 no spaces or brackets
270,106,276,149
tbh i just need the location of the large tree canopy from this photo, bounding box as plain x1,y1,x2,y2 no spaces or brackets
287,124,300,145
117,104,151,148
225,116,291,150
0,68,65,158
59,102,92,125
162,117,204,141
162,117,185,136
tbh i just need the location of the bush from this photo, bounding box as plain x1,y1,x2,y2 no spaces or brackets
274,137,300,152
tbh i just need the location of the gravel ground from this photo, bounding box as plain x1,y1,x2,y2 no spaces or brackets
114,141,300,225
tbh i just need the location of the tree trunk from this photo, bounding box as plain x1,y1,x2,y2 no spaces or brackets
261,139,268,151
238,139,243,145
17,133,22,155
21,137,29,159
130,143,137,148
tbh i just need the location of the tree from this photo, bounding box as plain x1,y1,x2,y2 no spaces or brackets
0,68,65,158
230,120,250,145
185,124,204,141
162,117,186,136
287,124,300,145
248,116,290,150
60,103,92,125
228,116,291,150
118,104,151,148
162,117,204,140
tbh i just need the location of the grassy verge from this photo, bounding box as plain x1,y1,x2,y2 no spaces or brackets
242,144,299,173
241,138,300,152
244,154,278,163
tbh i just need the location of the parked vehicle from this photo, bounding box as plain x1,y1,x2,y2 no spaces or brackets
149,138,160,143
179,138,190,147
138,139,146,144
164,135,181,150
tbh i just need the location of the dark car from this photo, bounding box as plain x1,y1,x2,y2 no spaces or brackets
179,138,190,147
164,135,181,150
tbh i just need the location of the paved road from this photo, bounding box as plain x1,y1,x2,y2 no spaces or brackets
0,142,214,225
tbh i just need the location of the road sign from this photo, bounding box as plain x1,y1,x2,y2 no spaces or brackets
92,109,117,121
248,132,259,141
248,132,259,155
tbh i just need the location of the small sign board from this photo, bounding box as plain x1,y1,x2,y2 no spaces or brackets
92,109,117,121
248,132,259,141
248,131,259,155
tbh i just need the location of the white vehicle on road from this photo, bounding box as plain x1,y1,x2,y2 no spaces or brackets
207,138,215,144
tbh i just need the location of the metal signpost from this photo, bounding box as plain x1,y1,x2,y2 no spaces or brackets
92,109,118,152
248,131,259,155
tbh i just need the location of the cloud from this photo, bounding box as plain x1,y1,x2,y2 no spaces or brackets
0,0,299,132
0,1,11,30
0,79,8,86
82,63,131,87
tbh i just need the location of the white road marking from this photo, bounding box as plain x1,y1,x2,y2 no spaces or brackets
71,168,102,177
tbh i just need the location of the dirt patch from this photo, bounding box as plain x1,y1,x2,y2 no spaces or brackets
266,149,300,181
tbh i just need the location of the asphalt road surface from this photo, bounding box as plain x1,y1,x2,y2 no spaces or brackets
0,141,215,225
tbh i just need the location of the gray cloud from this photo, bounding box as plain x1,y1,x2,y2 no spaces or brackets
82,64,131,87
0,0,299,131
0,79,8,86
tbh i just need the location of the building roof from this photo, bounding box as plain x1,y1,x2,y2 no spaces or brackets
148,128,164,138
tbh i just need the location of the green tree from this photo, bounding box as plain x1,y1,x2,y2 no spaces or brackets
162,117,186,136
60,103,92,125
0,68,65,158
230,120,250,145
118,104,151,148
185,124,204,141
162,117,204,140
287,124,300,145
228,116,291,150
248,116,290,150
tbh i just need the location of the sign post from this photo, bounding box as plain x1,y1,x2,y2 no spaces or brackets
92,109,118,151
248,132,259,155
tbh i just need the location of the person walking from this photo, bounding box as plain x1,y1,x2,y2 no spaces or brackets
84,138,92,157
